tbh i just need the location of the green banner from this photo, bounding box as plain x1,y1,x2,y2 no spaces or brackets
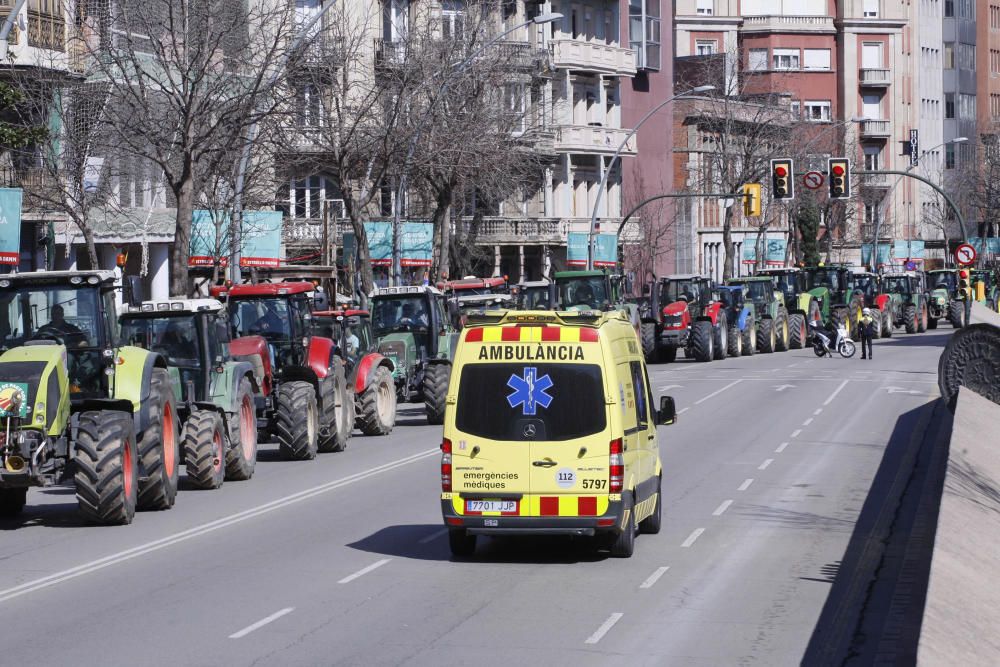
189,210,282,268
0,188,23,265
567,232,617,267
345,222,433,267
862,243,892,267
741,237,786,266
893,240,925,261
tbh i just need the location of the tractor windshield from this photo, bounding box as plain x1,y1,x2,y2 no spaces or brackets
662,280,700,307
882,277,912,295
851,275,877,298
734,281,770,303
718,289,743,309
121,315,202,369
767,272,799,304
520,286,551,310
805,269,843,292
372,296,431,335
0,285,105,350
930,272,957,291
557,277,609,310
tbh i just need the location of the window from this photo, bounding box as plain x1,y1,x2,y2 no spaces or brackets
945,92,955,118
944,42,954,68
506,83,526,134
289,176,336,219
945,0,954,15
441,0,465,41
864,0,879,17
629,361,648,429
629,0,661,70
959,93,976,120
945,143,956,169
695,40,717,56
790,100,801,117
958,42,976,70
295,84,323,127
804,100,831,121
772,48,800,70
697,0,713,14
748,48,768,71
803,48,831,70
864,146,881,171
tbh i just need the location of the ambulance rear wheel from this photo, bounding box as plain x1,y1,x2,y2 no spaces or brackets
610,493,636,558
448,528,476,558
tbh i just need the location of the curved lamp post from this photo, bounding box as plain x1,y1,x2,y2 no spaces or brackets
586,85,715,270
390,12,563,285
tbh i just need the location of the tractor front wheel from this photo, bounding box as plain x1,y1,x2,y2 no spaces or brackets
0,488,27,517
225,377,258,481
319,364,351,453
74,411,138,525
359,365,397,436
136,368,179,511
276,381,319,460
948,301,963,329
788,313,806,349
881,309,893,338
183,410,226,490
712,313,728,360
904,304,918,334
775,311,790,352
758,318,776,353
727,325,742,357
742,320,756,356
691,320,714,362
424,363,451,425
640,323,658,363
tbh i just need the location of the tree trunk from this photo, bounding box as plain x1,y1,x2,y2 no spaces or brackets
76,219,99,269
349,213,375,295
169,176,195,296
722,205,735,280
428,186,453,282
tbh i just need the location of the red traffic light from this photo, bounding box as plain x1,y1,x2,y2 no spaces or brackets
774,165,788,177
832,165,845,177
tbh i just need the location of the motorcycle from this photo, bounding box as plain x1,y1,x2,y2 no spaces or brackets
811,325,856,359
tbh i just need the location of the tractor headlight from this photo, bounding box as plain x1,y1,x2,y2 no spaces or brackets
35,402,44,415
35,413,45,424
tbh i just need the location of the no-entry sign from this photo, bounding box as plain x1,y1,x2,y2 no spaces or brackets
955,243,977,266
802,171,824,190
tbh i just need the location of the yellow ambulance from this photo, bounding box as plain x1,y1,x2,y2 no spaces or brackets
440,310,677,558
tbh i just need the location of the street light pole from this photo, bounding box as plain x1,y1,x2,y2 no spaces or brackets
585,85,715,271
389,12,563,286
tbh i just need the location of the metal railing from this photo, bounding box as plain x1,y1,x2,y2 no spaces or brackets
860,119,891,137
860,68,891,86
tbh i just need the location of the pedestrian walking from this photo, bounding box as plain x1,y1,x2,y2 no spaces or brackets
859,307,876,360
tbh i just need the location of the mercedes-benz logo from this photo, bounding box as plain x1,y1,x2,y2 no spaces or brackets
522,424,537,438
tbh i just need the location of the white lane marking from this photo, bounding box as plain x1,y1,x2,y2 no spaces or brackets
639,567,670,589
775,442,789,453
229,608,295,639
678,407,690,414
681,528,705,547
813,408,823,416
659,385,683,391
694,380,743,405
418,528,448,545
738,478,754,491
0,449,438,605
758,459,774,470
790,429,802,438
802,417,813,426
585,613,624,644
338,559,391,584
823,379,850,405
712,500,733,516
774,384,796,392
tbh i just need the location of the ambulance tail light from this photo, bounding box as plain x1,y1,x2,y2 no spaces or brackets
609,438,624,493
441,438,452,492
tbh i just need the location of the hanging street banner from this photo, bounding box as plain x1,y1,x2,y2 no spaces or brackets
567,232,617,267
189,210,282,268
0,188,24,265
862,243,892,268
345,222,434,267
741,237,786,266
966,237,1000,255
893,239,925,262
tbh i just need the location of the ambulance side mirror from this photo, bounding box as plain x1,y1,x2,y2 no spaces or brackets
657,396,677,425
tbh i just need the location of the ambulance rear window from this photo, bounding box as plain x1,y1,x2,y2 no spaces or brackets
455,363,606,441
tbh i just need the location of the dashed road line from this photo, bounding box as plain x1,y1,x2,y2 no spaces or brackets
678,407,690,414
338,559,391,584
694,380,743,405
639,567,670,589
775,442,789,453
738,478,754,491
229,608,295,639
681,528,705,547
712,500,733,516
758,459,774,470
802,417,814,426
790,429,802,438
585,613,624,644
418,528,448,545
824,379,850,405
814,408,823,416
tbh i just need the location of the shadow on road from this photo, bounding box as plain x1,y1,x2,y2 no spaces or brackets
877,331,953,348
801,399,951,666
394,405,432,428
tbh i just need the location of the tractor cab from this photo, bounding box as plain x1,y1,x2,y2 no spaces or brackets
928,270,958,294
311,309,376,368
554,270,613,311
725,277,775,313
848,271,880,307
759,268,807,308
882,273,919,297
658,275,714,319
803,266,851,304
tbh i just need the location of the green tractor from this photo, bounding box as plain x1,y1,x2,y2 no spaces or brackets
726,277,790,353
120,298,260,490
801,265,865,339
881,273,928,334
554,269,642,340
926,269,963,328
0,271,179,523
970,268,1000,313
757,267,821,348
370,285,459,425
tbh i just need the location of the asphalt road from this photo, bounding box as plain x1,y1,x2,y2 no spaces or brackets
0,328,949,666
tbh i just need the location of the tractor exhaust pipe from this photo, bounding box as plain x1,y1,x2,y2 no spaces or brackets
4,454,26,473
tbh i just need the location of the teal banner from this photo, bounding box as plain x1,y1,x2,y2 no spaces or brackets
893,240,925,261
968,237,1000,255
567,232,617,267
0,188,23,265
741,237,786,266
190,210,230,267
346,222,434,267
189,210,282,268
862,243,892,267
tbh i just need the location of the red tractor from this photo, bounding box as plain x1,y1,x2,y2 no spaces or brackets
211,283,353,460
312,309,398,435
642,275,728,363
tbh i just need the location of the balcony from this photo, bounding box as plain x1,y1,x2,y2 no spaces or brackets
859,68,891,87
282,218,351,246
460,217,566,244
374,39,545,71
0,167,59,197
740,15,835,34
859,172,891,193
859,119,891,138
549,39,636,77
281,127,327,154
554,125,637,156
374,39,406,68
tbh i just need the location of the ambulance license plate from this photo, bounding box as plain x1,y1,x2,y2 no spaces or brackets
466,499,517,513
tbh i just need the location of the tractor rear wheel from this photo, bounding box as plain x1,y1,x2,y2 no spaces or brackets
775,311,790,352
726,325,742,357
136,368,179,511
691,320,714,362
359,365,396,436
712,313,728,360
74,411,137,525
788,313,806,349
742,320,756,356
758,318,775,353
276,381,318,460
183,410,226,490
424,363,451,425
0,488,26,517
904,304,918,334
948,301,963,329
319,364,352,453
640,323,658,363
225,377,257,481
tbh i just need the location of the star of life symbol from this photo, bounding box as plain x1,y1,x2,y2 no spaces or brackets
506,367,554,416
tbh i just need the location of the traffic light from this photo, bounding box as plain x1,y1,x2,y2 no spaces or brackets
770,159,794,200
742,183,762,217
828,158,851,199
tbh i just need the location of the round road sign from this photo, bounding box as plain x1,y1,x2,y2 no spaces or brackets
904,260,917,271
955,243,977,266
802,171,824,190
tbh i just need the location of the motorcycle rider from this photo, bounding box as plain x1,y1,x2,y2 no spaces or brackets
859,307,876,360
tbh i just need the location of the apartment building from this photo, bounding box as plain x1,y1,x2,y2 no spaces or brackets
979,0,1000,129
